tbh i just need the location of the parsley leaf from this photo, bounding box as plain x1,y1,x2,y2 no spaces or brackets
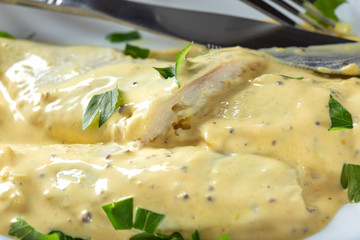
341,163,360,202
0,30,15,39
174,42,193,88
191,231,200,240
152,42,193,88
153,67,175,79
216,234,230,240
312,0,346,22
106,30,141,43
82,87,124,130
328,94,353,131
9,216,87,240
280,75,304,80
49,231,87,240
102,196,133,230
133,208,165,234
124,44,150,59
103,197,229,240
130,232,161,240
9,215,59,240
130,232,184,240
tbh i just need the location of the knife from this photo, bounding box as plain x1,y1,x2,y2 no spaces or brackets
0,0,354,48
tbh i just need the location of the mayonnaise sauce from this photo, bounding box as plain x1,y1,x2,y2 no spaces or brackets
0,38,356,240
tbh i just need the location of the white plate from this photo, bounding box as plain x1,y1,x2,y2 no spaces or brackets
0,1,360,240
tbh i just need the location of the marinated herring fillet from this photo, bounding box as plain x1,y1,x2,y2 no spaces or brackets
0,38,358,240
0,39,265,144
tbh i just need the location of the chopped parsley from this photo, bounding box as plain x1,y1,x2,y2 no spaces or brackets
82,87,124,130
328,94,353,131
174,42,193,88
102,196,133,230
0,30,15,39
9,215,86,240
106,30,141,43
153,67,175,79
124,44,150,59
133,208,165,234
341,163,360,202
103,197,229,240
102,197,166,237
153,42,193,88
280,75,304,80
192,231,200,240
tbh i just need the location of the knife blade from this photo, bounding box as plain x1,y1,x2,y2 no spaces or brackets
101,1,354,48
0,0,354,48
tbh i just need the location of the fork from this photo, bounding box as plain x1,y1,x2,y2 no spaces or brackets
239,0,336,34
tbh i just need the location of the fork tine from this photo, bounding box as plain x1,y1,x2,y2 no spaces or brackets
291,0,336,27
240,0,335,35
239,0,296,26
270,0,332,34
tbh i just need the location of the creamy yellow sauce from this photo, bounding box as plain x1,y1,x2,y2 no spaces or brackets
0,38,357,240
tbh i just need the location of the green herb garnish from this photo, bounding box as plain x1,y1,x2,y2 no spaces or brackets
9,215,86,240
328,94,353,131
174,42,193,88
280,75,304,80
82,87,124,130
9,216,59,240
341,163,360,202
153,67,175,79
152,42,193,88
215,234,230,240
106,31,141,43
102,196,133,230
130,232,184,240
133,208,165,234
312,0,346,22
102,197,165,233
103,197,229,240
124,44,150,59
0,30,15,39
49,231,86,240
192,231,200,240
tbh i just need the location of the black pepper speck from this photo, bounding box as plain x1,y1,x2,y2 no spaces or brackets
206,195,214,202
306,207,317,213
146,154,157,160
180,165,188,172
81,210,92,223
118,105,124,113
207,185,214,191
